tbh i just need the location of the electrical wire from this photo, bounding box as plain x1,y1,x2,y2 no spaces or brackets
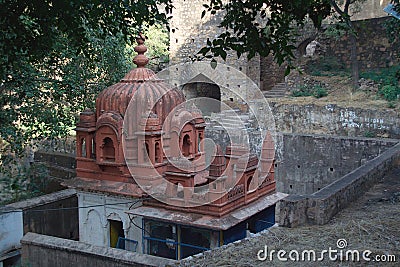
128,212,152,236
0,197,152,215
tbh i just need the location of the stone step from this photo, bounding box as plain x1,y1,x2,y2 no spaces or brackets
214,118,250,124
263,82,288,98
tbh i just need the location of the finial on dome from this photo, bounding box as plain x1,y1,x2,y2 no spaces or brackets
133,32,149,68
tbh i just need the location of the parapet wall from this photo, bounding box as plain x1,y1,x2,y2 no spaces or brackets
279,142,400,227
271,102,400,139
275,133,398,195
21,232,177,267
34,151,76,193
35,133,398,198
4,189,79,240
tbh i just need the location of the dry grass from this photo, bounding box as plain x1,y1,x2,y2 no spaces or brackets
181,168,400,266
270,74,398,111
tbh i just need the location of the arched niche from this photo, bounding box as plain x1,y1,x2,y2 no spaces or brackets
179,123,196,158
155,142,162,163
103,137,115,162
96,125,119,164
182,134,191,157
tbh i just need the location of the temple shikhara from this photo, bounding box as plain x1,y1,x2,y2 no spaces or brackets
66,34,285,260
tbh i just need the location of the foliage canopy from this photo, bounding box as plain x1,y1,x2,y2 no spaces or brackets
197,0,398,81
0,0,172,154
197,0,333,72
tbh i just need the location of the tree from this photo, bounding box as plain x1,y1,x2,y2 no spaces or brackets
197,0,332,74
0,0,173,154
385,0,400,44
197,0,370,88
328,0,368,89
142,23,170,70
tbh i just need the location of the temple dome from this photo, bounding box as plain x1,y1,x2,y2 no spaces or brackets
95,33,185,124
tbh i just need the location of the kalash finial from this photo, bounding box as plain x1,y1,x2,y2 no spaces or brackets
133,33,149,68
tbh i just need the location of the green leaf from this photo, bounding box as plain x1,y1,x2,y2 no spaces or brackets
220,49,227,61
284,65,291,76
210,58,217,69
198,47,211,55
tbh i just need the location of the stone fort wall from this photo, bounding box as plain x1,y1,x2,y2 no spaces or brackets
170,0,398,90
320,17,399,70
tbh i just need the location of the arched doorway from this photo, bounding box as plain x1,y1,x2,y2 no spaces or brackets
182,74,221,115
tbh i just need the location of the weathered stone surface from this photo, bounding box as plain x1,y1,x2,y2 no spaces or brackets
169,0,261,88
275,133,398,195
270,102,400,138
279,142,400,227
204,123,398,196
170,1,397,92
21,232,177,267
319,17,399,71
34,151,76,169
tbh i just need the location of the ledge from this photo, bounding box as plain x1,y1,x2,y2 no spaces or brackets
21,232,177,267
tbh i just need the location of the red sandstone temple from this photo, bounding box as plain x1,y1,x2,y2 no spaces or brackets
66,34,285,260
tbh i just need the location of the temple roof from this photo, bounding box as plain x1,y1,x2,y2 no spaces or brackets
95,33,185,123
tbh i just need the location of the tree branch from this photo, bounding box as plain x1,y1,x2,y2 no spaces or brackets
330,0,345,17
344,0,351,15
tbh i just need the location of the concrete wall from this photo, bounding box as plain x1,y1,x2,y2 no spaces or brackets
279,142,400,227
78,192,143,253
4,189,79,240
275,133,398,195
0,209,23,255
21,232,177,267
271,102,400,138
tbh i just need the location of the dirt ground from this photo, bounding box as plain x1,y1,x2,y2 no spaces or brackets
180,167,400,266
273,73,398,112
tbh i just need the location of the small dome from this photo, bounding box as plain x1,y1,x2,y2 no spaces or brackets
95,33,185,124
77,109,96,126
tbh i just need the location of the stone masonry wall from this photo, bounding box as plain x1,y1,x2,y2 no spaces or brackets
204,125,398,195
270,102,400,138
279,142,400,227
348,0,391,21
260,55,287,91
170,0,260,87
275,134,398,195
170,1,397,92
21,232,177,267
320,17,399,70
33,151,76,193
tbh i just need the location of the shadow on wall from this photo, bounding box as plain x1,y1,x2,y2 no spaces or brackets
181,74,221,115
274,133,399,195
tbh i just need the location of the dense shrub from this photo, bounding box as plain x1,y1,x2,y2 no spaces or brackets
305,56,348,76
292,84,328,98
361,65,400,101
379,85,400,101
